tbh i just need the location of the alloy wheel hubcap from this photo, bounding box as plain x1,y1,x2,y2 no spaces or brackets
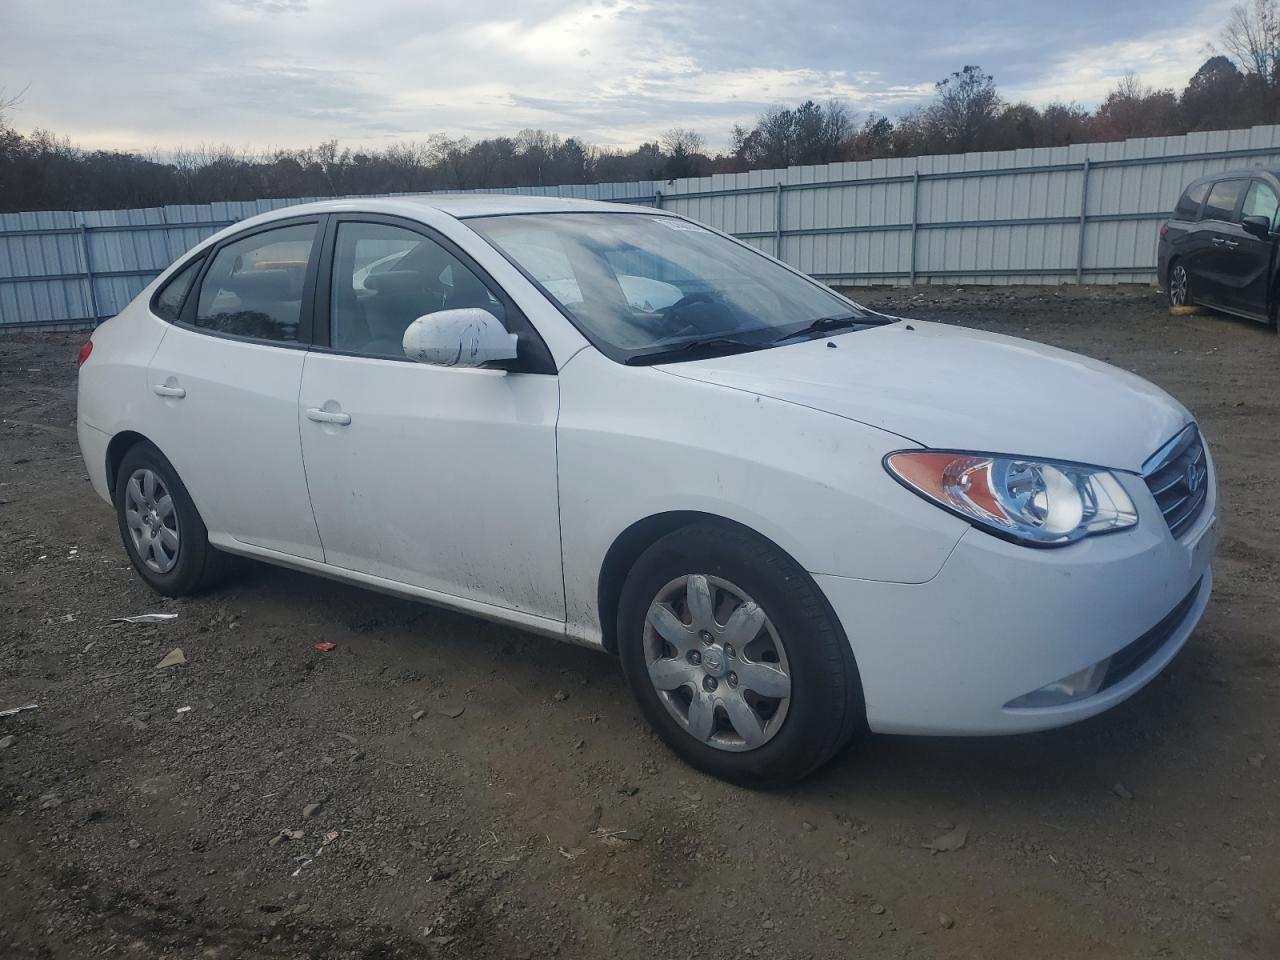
124,468,180,574
644,574,791,752
1171,266,1188,305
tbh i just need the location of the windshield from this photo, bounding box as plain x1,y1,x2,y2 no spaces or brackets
467,212,878,363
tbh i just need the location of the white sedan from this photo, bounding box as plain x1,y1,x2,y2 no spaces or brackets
76,196,1217,785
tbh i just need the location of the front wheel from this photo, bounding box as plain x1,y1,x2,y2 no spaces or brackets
1168,262,1192,307
617,523,863,786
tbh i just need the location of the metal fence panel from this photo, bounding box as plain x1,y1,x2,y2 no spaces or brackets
7,124,1280,329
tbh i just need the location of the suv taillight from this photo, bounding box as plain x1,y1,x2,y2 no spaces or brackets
77,341,93,367
1159,222,1169,240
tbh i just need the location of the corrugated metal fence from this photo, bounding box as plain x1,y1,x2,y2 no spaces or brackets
6,123,1280,330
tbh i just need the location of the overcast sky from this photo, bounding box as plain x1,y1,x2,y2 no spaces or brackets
1,0,1230,153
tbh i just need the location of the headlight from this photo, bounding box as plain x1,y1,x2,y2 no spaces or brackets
885,451,1137,547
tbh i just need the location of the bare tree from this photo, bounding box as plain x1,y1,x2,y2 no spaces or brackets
0,84,28,127
1222,0,1280,86
660,128,706,156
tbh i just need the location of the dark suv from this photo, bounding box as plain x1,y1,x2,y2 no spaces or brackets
1158,169,1280,327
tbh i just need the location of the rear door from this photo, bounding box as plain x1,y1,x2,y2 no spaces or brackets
1217,178,1278,318
146,217,326,560
297,215,565,621
1191,179,1248,306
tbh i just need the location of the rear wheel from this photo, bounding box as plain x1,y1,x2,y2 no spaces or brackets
1168,261,1192,307
617,522,863,786
114,441,231,596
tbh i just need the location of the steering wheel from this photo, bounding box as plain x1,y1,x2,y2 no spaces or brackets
653,292,719,335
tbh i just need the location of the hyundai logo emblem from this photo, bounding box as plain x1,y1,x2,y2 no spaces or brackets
1184,461,1202,494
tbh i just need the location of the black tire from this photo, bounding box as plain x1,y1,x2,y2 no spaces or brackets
617,522,864,787
1168,260,1192,307
113,440,232,596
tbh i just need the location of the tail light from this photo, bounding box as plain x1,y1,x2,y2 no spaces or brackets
77,340,93,367
1159,222,1169,240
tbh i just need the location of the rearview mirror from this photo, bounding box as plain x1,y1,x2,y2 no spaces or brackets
1241,214,1274,240
402,309,518,368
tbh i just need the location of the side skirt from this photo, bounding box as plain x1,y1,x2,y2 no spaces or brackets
208,533,605,650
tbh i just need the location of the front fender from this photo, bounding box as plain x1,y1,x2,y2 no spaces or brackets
556,350,969,645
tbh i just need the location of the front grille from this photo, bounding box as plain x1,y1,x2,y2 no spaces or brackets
1101,577,1202,689
1143,425,1209,541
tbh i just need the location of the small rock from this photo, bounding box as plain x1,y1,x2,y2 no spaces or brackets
573,737,585,751
552,690,569,702
762,919,774,930
302,802,323,819
436,704,465,719
923,823,969,853
938,913,955,929
1112,782,1134,800
428,867,454,882
617,784,639,797
1247,753,1266,768
269,829,304,846
801,820,816,832
154,648,186,670
0,735,16,749
40,795,62,810
411,710,426,722
870,903,886,915
127,839,141,850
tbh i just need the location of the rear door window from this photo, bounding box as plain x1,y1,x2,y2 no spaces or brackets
193,223,318,342
1173,181,1209,221
1202,180,1247,223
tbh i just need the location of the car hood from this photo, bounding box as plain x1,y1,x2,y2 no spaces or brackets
657,319,1191,474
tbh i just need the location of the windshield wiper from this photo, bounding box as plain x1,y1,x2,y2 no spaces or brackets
773,314,868,344
624,337,761,366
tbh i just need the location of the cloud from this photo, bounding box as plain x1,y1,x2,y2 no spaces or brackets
0,0,1239,153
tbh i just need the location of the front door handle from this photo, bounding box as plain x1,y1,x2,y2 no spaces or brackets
305,407,352,426
153,383,186,398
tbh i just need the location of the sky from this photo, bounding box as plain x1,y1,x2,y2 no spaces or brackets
0,0,1234,154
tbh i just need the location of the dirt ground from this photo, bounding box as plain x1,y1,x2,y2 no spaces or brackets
1,285,1278,960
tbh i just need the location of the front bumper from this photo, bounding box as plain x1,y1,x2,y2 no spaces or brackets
816,470,1217,736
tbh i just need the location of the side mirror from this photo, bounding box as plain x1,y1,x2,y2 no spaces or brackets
402,309,518,368
1241,215,1273,240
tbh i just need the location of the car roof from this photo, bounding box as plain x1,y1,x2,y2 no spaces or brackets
1184,168,1280,189
238,193,659,226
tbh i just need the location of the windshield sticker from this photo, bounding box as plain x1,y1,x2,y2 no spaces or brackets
652,217,706,232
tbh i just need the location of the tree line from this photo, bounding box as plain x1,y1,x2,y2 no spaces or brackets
3,1,1280,213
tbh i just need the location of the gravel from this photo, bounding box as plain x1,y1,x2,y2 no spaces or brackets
2,286,1278,959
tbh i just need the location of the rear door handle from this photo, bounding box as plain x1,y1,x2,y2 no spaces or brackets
153,384,186,398
305,407,352,426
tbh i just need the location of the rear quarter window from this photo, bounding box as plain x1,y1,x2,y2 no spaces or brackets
1173,181,1210,221
151,255,204,321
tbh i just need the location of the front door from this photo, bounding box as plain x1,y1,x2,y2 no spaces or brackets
1217,179,1278,318
297,218,564,621
146,219,325,560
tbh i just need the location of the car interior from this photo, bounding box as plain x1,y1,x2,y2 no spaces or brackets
332,234,506,357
